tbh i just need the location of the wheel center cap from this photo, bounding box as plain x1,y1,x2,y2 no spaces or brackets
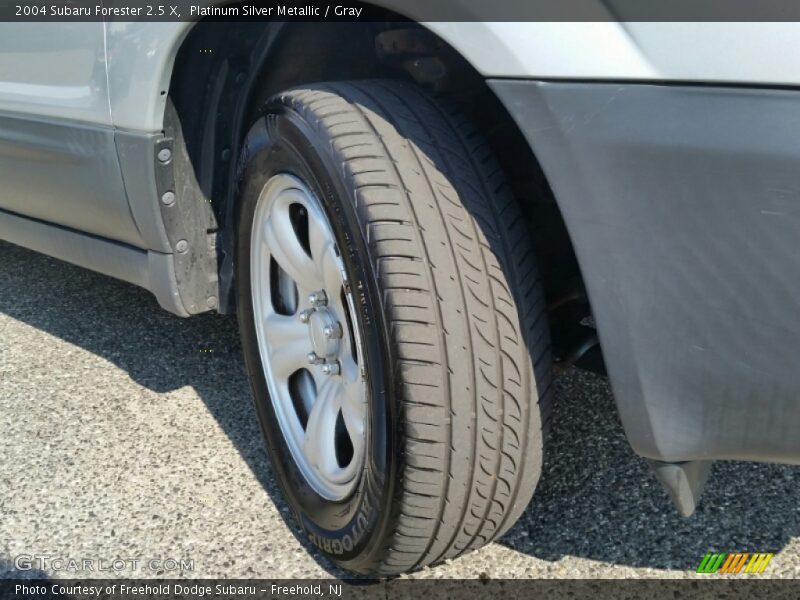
308,309,339,359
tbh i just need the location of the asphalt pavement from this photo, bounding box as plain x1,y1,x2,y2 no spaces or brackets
1,240,799,579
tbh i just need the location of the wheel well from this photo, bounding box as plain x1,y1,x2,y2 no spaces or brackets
168,18,600,371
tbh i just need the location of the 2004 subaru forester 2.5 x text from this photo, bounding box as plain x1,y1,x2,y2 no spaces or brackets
2,12,800,575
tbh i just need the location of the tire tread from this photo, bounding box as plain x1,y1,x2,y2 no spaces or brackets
273,80,551,575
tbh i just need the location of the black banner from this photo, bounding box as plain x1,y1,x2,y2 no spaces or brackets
4,0,800,22
3,579,800,600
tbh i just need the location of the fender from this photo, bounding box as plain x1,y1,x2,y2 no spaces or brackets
104,16,800,132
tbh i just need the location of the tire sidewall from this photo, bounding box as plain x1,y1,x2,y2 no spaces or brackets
235,105,400,571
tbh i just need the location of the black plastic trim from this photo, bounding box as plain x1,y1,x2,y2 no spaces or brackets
116,126,219,315
491,79,800,465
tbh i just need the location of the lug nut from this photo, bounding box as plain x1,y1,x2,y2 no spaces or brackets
299,309,314,324
323,322,343,339
308,290,328,308
307,352,324,365
161,191,176,206
321,361,340,376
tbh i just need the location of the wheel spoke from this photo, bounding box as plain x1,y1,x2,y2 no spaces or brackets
318,241,344,299
303,379,343,480
269,336,309,380
308,203,336,271
263,199,318,291
340,378,366,441
262,313,307,347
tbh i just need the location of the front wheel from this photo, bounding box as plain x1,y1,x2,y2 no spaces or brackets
235,80,552,575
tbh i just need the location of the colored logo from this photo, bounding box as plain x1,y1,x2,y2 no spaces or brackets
696,552,774,574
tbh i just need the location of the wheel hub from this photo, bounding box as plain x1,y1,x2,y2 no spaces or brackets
307,307,341,361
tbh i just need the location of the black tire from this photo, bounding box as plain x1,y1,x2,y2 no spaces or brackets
235,80,552,575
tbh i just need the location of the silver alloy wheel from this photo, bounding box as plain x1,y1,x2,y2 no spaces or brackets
251,173,366,501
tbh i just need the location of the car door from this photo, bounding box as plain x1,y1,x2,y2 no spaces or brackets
0,22,145,249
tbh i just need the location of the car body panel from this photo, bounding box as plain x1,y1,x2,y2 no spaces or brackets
431,22,800,85
491,79,800,464
104,22,188,132
0,22,110,125
101,21,800,132
0,114,144,248
3,19,800,131
0,22,146,248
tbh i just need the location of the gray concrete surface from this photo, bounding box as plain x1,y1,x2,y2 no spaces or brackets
1,240,799,579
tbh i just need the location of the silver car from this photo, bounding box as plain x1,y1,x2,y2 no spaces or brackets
2,8,799,575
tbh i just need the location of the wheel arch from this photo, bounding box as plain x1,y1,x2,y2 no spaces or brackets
156,15,598,377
